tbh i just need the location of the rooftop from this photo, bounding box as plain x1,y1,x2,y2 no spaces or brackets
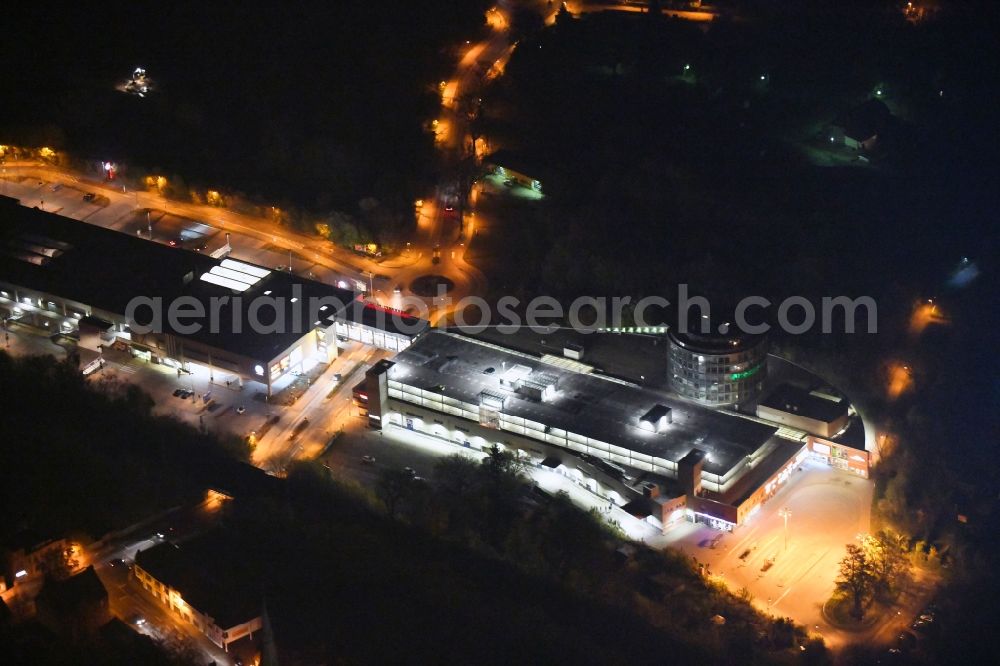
324,299,430,340
759,383,848,424
0,197,424,361
134,531,260,629
36,566,107,614
667,325,766,355
389,332,777,476
469,326,671,387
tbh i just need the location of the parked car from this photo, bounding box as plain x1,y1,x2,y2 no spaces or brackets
235,405,246,415
403,466,416,476
361,455,376,464
896,630,917,652
83,192,96,202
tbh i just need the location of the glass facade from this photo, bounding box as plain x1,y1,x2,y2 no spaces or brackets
668,332,767,407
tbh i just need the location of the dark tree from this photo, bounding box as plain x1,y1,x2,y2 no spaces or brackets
836,543,875,620
376,468,415,520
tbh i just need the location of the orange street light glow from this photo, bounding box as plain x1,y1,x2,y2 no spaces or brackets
908,299,949,335
887,362,913,400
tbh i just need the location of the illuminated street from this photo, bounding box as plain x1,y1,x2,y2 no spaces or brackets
2,0,997,662
0,163,485,323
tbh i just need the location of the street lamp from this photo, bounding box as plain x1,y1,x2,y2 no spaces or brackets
779,507,791,551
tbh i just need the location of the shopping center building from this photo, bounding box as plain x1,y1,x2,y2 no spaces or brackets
362,330,837,532
0,196,427,393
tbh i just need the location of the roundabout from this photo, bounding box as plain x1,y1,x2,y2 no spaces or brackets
409,274,456,297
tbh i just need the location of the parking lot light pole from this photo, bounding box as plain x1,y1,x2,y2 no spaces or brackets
779,507,791,551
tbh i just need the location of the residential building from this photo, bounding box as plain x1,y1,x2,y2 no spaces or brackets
35,566,110,642
134,534,262,651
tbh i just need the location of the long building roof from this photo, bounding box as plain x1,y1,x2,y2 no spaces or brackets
0,196,425,362
389,331,777,476
135,533,258,629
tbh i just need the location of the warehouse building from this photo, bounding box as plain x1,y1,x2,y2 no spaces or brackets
0,196,427,393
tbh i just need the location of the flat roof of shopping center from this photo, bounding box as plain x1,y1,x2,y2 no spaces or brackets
0,197,426,361
759,383,848,423
388,331,778,476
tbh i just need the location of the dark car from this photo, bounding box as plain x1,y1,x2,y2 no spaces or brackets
83,192,96,202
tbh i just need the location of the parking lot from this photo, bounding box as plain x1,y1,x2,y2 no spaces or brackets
119,209,220,251
660,459,875,647
90,346,273,440
322,422,662,541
